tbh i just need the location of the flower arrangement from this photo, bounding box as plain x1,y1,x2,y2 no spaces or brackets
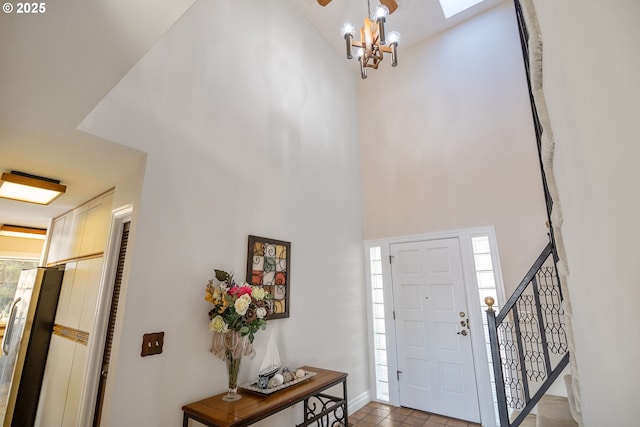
204,268,273,401
205,269,272,344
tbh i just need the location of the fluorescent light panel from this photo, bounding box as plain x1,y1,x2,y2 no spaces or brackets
0,171,66,205
0,224,47,240
438,0,485,18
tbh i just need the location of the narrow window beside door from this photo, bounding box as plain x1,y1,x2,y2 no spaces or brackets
471,234,501,421
368,246,389,401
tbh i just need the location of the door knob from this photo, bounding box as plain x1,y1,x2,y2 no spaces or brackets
457,330,468,336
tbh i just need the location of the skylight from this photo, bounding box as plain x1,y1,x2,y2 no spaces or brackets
438,0,485,19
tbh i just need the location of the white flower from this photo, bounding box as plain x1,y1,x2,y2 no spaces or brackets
234,294,251,315
209,315,227,332
251,286,266,301
256,307,267,319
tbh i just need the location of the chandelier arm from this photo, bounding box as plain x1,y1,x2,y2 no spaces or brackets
390,43,398,67
359,55,367,79
344,34,353,59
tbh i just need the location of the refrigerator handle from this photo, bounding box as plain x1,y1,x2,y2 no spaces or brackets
2,297,21,355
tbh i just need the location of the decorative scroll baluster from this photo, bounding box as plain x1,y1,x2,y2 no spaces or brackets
512,304,531,405
532,275,553,376
485,243,569,426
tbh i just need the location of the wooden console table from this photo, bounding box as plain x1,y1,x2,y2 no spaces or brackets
182,366,348,427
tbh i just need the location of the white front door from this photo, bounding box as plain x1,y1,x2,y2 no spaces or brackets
391,238,480,422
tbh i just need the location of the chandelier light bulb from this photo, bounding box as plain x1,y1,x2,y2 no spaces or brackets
387,30,401,45
340,22,355,37
374,4,389,20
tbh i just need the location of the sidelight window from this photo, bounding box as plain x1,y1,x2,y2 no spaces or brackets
368,246,389,401
471,234,501,421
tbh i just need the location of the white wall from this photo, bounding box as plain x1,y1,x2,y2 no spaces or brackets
80,1,367,425
358,2,549,293
533,0,640,425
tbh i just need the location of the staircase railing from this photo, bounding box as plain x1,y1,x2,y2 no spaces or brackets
485,242,569,426
513,0,554,232
483,1,571,424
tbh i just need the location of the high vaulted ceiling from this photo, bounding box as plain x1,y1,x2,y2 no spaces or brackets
0,0,503,231
293,0,503,59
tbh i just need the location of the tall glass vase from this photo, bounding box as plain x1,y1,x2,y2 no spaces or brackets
211,330,254,402
223,348,242,402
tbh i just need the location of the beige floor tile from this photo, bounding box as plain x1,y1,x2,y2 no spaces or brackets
350,403,481,427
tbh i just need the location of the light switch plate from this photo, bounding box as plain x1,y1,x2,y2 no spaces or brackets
141,332,164,357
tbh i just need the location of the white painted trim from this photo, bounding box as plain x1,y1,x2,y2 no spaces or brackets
77,204,133,427
364,226,504,427
363,240,400,406
460,231,499,427
362,244,378,403
349,390,371,414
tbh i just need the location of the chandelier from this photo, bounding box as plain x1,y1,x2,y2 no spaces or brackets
340,0,401,79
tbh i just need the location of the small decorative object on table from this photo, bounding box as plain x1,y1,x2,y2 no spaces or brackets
257,330,281,381
244,367,317,395
205,269,272,401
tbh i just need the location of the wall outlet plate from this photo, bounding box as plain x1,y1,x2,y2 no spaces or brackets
141,332,164,357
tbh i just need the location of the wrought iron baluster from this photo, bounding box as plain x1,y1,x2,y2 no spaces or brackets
486,300,509,426
531,274,553,378
511,303,530,405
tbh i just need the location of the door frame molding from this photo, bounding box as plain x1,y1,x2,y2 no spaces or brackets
364,226,506,427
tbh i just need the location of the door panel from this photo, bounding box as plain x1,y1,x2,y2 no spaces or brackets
37,335,74,426
391,238,480,422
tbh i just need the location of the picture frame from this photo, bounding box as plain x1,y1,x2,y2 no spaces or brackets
246,235,290,319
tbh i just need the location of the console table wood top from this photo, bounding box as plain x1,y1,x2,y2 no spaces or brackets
182,366,348,427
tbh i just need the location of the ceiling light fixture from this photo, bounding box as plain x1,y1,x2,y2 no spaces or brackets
0,224,47,240
340,0,401,79
0,171,67,205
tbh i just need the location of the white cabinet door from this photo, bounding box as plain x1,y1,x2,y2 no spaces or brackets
37,335,75,427
47,216,67,264
79,192,113,256
78,258,104,333
60,344,88,427
54,258,104,332
45,190,114,264
64,261,90,330
54,262,77,327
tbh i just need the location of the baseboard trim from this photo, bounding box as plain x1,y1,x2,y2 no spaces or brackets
349,390,370,414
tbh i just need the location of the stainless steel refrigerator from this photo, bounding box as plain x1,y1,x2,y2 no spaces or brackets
0,267,64,426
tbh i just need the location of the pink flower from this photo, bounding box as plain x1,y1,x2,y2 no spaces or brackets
228,284,253,298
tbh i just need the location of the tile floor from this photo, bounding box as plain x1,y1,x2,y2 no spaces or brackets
348,401,482,427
